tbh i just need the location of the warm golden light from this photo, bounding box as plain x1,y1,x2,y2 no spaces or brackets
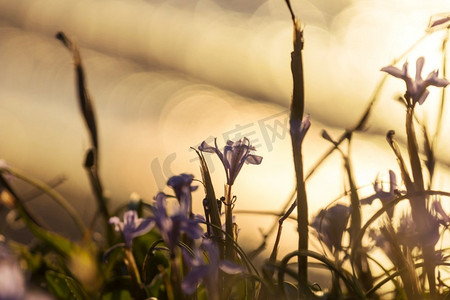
0,4,450,295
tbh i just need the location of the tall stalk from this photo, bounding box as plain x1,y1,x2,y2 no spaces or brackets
56,32,113,244
284,0,310,297
405,106,437,296
224,184,235,261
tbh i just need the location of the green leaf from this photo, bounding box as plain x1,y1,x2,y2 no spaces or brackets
45,270,88,300
192,148,222,238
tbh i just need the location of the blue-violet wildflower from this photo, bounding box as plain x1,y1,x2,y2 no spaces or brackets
361,170,400,218
167,174,198,216
109,210,154,247
152,192,203,255
381,57,449,105
311,204,349,252
198,137,262,185
182,239,242,295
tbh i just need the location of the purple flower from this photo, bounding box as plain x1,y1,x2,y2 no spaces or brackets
167,174,198,216
152,192,203,255
109,210,155,247
431,200,450,224
182,239,242,296
396,213,421,249
399,211,440,249
198,137,262,185
361,170,400,218
381,57,449,105
311,204,349,252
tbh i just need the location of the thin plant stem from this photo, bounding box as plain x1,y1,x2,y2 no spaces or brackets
56,32,113,244
170,254,184,300
262,34,428,277
124,247,144,299
2,166,86,235
272,31,429,237
224,184,235,261
432,28,449,142
406,107,425,192
405,105,438,295
283,0,310,296
430,28,449,187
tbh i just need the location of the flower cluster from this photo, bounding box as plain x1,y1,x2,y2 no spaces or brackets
106,171,246,298
109,174,203,252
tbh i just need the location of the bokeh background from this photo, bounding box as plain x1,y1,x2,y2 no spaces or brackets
0,0,449,258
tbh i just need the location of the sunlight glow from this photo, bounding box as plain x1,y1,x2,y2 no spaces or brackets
1,3,450,293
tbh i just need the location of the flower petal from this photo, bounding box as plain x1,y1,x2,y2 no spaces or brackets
198,141,217,153
133,218,155,237
432,201,450,223
181,219,204,240
415,57,425,82
381,65,405,79
109,210,154,247
219,260,243,275
108,217,123,232
417,89,429,105
124,210,137,227
426,71,450,87
245,154,263,165
300,115,311,138
193,214,206,222
182,266,208,294
388,170,396,193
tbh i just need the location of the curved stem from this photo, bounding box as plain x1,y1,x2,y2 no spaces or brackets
2,166,86,235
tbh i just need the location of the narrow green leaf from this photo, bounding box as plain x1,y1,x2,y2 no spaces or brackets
405,108,424,192
192,148,222,239
0,172,81,260
46,270,88,300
